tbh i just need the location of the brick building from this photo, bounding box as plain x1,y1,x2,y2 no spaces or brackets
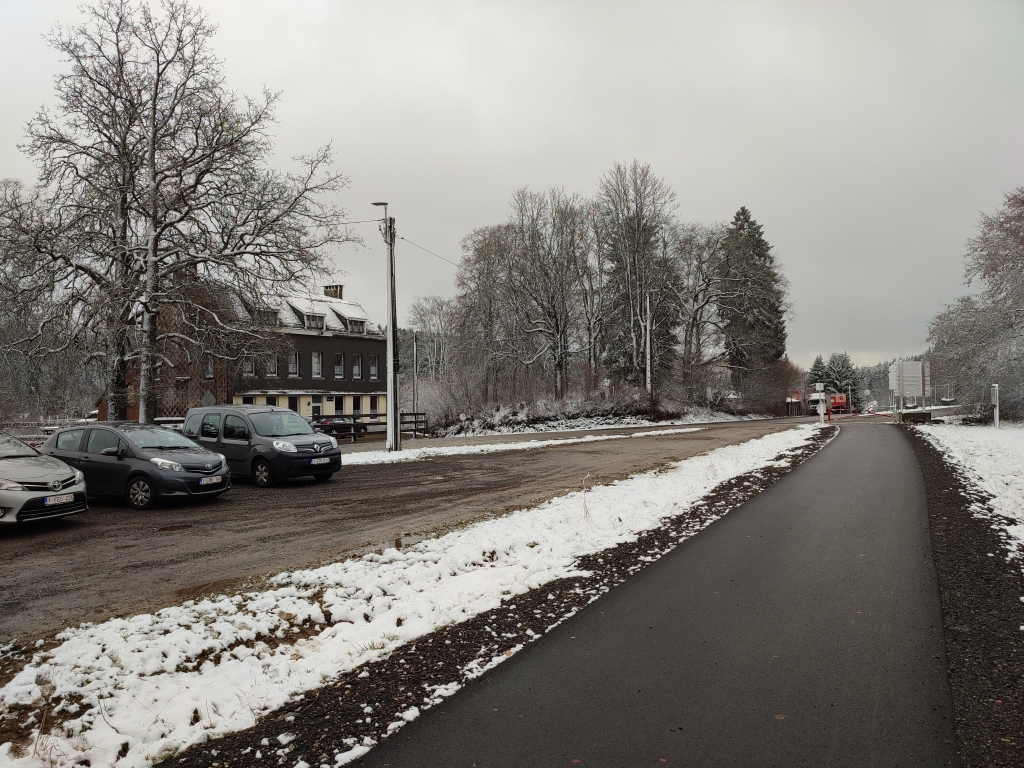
97,285,388,422
230,285,388,421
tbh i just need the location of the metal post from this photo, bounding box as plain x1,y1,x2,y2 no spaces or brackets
644,291,652,395
412,330,418,431
375,204,401,452
992,383,1000,429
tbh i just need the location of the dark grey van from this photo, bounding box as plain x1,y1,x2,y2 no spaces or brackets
182,405,341,487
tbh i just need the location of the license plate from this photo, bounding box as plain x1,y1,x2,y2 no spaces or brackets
310,457,331,465
44,494,75,506
199,476,223,486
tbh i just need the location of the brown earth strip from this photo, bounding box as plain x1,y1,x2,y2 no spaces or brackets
901,426,1024,767
0,419,810,647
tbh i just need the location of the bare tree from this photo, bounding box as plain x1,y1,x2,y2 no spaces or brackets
595,160,681,390
0,0,352,421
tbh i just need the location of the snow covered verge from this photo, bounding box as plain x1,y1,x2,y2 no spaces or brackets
0,424,827,768
436,405,763,437
343,427,706,465
916,424,1024,563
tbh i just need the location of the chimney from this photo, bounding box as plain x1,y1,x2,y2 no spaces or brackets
323,284,344,300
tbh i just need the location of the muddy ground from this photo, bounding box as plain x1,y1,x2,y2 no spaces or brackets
0,418,814,645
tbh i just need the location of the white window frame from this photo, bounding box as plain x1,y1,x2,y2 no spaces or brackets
352,354,362,379
312,351,323,378
369,355,379,380
242,358,255,377
334,353,345,379
305,314,325,331
288,351,300,377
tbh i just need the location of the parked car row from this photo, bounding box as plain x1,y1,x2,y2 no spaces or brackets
0,405,342,524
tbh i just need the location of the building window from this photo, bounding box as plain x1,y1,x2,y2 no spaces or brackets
312,394,322,417
242,358,254,377
349,320,365,334
369,355,379,380
370,395,378,414
305,314,325,331
242,395,254,405
288,351,300,377
352,395,362,415
203,354,214,380
352,354,362,379
266,356,278,377
312,351,323,378
287,395,299,412
265,395,278,406
334,353,345,379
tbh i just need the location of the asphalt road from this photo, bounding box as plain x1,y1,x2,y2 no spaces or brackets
0,418,812,644
357,422,959,767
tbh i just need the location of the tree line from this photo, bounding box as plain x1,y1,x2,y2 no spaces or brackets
928,187,1024,418
403,161,796,423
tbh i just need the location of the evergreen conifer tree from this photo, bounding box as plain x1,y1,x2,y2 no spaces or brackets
809,355,828,387
720,207,788,388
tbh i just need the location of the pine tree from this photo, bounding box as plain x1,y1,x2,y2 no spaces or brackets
720,207,788,388
809,355,828,387
825,352,861,410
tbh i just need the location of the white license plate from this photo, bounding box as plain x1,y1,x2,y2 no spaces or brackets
310,457,331,465
44,493,75,506
199,476,223,486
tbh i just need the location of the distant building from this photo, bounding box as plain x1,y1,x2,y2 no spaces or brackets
97,284,388,422
231,285,388,420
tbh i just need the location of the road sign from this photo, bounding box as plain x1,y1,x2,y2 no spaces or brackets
888,361,930,398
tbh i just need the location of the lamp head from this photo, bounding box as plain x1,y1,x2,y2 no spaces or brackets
372,202,388,207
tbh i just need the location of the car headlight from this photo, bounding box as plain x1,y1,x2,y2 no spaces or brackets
73,469,85,484
150,457,185,472
0,479,26,491
273,440,297,453
328,436,338,448
217,453,227,467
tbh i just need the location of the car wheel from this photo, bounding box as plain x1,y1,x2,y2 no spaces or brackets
126,476,155,509
252,458,275,488
312,472,334,482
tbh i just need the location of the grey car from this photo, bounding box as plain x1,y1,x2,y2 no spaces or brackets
0,432,87,524
182,405,341,487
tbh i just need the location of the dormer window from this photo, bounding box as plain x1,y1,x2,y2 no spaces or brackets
305,314,325,330
349,320,365,334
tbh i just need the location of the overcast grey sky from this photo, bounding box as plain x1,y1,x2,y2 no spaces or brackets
3,0,1023,368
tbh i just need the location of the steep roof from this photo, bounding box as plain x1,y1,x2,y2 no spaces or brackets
276,293,381,334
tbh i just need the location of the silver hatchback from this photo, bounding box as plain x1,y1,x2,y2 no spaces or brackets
0,432,87,524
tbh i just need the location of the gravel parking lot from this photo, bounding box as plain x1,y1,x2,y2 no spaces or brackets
0,419,811,645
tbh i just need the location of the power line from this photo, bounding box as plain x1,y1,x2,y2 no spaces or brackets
346,218,386,224
399,236,460,268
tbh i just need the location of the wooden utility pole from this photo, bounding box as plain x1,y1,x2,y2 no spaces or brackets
413,330,418,415
374,203,401,451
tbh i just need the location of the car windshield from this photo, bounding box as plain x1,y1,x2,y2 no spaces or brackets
120,426,199,449
0,433,37,459
250,411,314,437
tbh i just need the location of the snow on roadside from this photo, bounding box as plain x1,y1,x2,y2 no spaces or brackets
343,427,705,465
0,424,822,768
917,424,1024,562
438,407,763,437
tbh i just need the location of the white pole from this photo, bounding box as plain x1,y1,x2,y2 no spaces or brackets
993,383,1000,429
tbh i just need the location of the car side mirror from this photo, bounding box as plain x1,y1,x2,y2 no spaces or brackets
100,447,118,456
118,447,128,459
240,430,250,441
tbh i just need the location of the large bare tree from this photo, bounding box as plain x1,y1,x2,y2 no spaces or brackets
0,0,352,421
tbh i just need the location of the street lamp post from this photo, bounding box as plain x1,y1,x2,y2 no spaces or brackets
373,202,400,452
